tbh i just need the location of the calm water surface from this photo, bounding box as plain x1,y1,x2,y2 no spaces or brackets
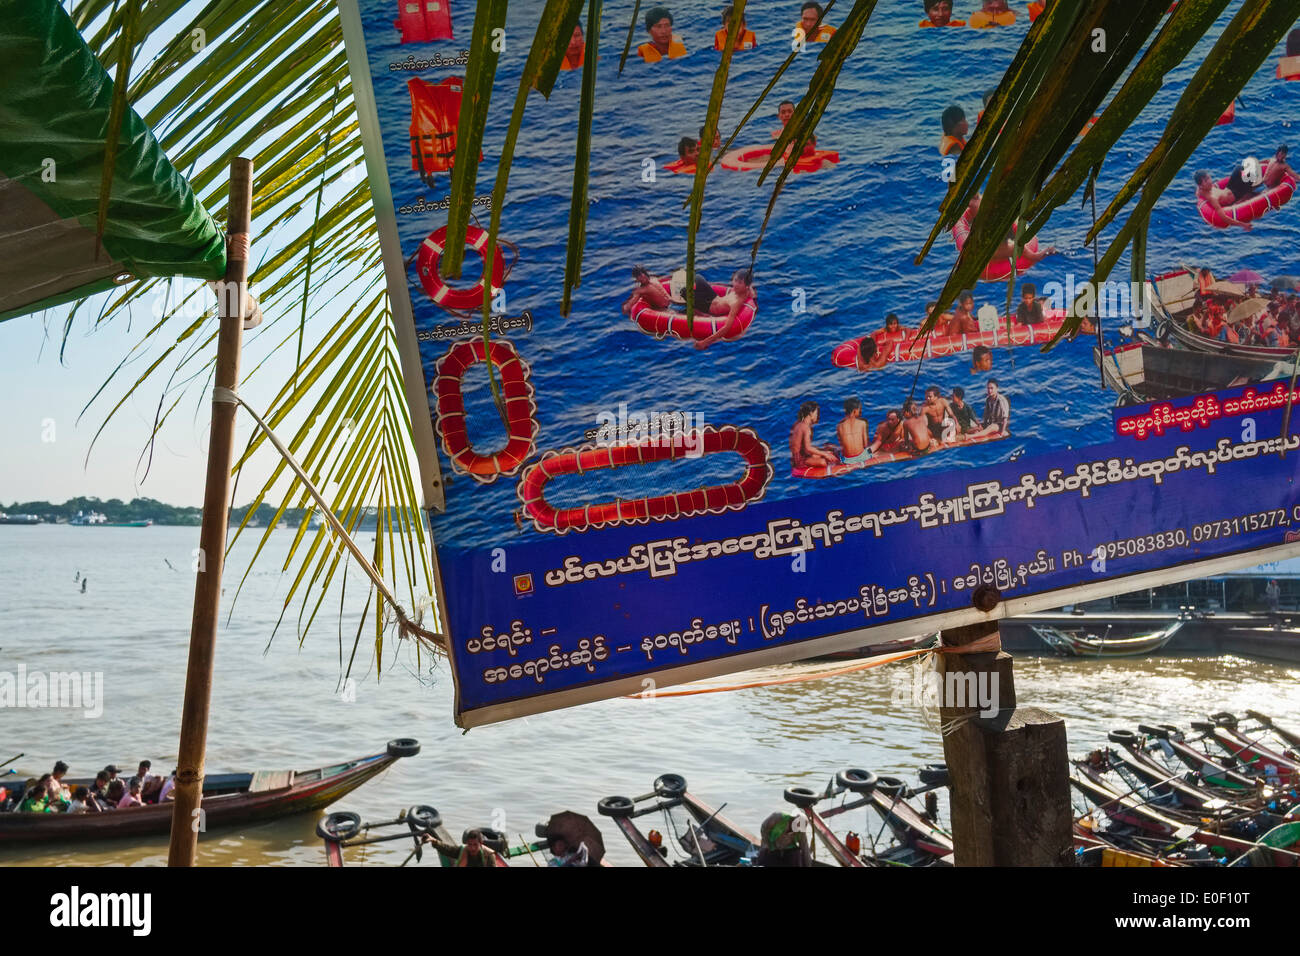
0,526,1297,866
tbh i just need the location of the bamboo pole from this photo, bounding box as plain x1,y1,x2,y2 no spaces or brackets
167,157,253,867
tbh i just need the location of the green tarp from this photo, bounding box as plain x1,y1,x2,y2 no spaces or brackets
0,0,226,322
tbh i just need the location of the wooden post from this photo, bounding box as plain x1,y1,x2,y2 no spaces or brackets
938,586,1074,866
167,158,253,867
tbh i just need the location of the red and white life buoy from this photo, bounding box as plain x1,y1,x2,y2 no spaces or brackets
516,426,772,534
629,277,758,342
831,309,1069,368
952,208,1040,282
433,339,537,482
1198,161,1296,228
720,145,840,174
417,225,505,313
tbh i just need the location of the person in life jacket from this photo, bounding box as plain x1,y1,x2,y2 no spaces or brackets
1028,0,1047,21
796,2,836,43
940,105,968,155
637,6,688,63
714,4,757,51
756,812,812,866
560,22,585,70
968,0,1017,28
920,0,965,27
426,828,499,867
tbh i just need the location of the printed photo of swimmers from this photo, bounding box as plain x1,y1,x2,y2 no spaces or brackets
920,0,964,27
941,105,968,155
796,2,836,44
638,6,687,62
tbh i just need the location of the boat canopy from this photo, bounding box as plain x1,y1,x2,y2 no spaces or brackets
0,0,226,323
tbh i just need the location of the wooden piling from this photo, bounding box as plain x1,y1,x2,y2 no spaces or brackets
938,588,1074,866
167,158,253,867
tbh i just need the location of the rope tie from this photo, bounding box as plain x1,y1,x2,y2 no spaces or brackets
213,385,443,651
227,231,251,261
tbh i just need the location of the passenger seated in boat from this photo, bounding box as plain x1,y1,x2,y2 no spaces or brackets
89,770,110,805
104,779,126,808
757,812,812,866
872,409,906,453
36,773,67,811
547,836,591,867
130,760,159,801
950,386,980,434
159,770,177,803
118,780,145,809
622,265,708,315
1194,171,1250,230
772,100,795,139
637,6,687,63
950,293,980,335
968,0,1016,28
791,401,839,470
902,400,938,454
426,828,499,867
925,301,954,336
923,386,958,445
1015,282,1045,325
977,378,1010,436
695,269,758,349
48,761,71,805
874,312,908,342
18,780,56,813
940,106,968,156
67,785,101,814
920,0,964,27
1196,266,1216,301
714,5,757,51
1265,146,1295,188
970,344,993,372
837,398,872,465
1259,313,1285,348
796,3,836,44
854,335,889,371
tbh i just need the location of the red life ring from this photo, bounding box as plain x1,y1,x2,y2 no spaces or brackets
831,309,1068,368
951,208,1039,282
630,277,758,342
516,426,772,534
720,145,840,174
1198,161,1296,228
433,339,537,482
417,225,505,313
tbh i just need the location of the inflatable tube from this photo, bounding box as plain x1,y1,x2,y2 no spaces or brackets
720,145,840,174
951,208,1040,282
1277,55,1300,80
417,224,505,312
433,338,537,482
516,425,773,534
1197,161,1296,228
630,277,757,342
793,432,1007,479
1217,100,1235,125
832,309,1068,368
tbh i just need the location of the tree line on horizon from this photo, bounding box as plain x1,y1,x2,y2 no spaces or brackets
0,497,359,527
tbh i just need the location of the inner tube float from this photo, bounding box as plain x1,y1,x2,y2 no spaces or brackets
832,309,1068,368
433,338,537,482
951,208,1040,282
720,145,840,174
1198,161,1296,229
793,432,1007,479
630,276,757,342
1278,55,1300,80
515,425,772,534
417,224,505,312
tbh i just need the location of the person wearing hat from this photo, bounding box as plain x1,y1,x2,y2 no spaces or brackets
757,811,812,866
637,6,687,63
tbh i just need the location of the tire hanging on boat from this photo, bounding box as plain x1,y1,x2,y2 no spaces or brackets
515,425,773,534
433,338,538,483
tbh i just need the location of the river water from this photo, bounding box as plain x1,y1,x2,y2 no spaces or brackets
1,525,1297,866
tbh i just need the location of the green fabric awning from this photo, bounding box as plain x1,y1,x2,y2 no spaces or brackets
0,0,226,323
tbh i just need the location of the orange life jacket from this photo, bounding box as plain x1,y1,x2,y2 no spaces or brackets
714,28,757,50
940,135,965,156
919,18,966,26
637,37,687,63
409,76,479,174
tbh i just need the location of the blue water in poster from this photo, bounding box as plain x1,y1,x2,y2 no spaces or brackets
342,0,1300,724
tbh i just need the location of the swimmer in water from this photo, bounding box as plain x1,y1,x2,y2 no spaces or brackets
970,344,993,372
969,0,1016,28
637,6,687,63
940,106,968,155
921,0,963,27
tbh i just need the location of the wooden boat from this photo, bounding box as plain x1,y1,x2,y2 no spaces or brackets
1095,338,1292,405
0,739,418,844
1199,715,1300,784
824,767,953,865
597,773,762,867
1149,268,1294,360
1244,709,1300,751
1030,622,1181,657
1140,723,1263,790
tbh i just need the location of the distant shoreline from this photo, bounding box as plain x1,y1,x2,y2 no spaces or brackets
0,499,350,528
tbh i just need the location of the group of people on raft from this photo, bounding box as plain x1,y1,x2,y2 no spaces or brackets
1195,147,1296,230
5,760,175,814
789,378,1011,472
1187,267,1300,349
622,265,757,349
